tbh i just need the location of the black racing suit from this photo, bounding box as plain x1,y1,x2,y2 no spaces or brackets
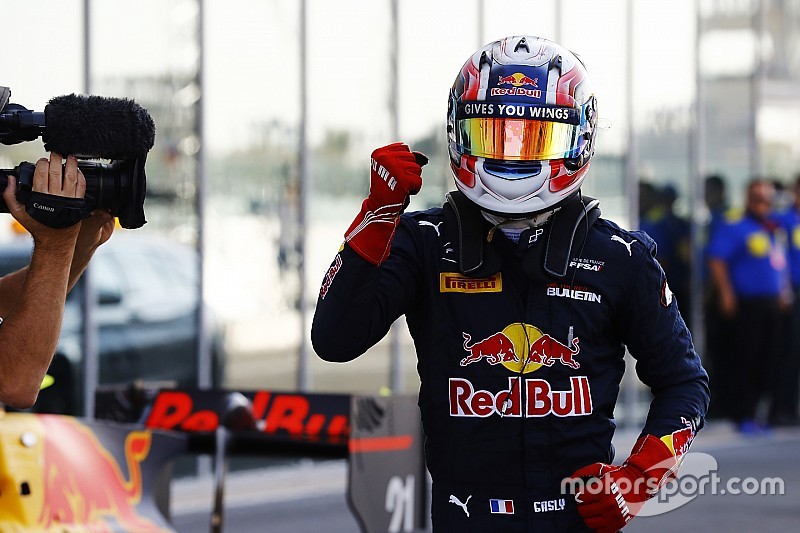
312,198,710,532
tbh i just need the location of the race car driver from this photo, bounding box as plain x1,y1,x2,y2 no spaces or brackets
312,35,709,532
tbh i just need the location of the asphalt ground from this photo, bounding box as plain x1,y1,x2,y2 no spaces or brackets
170,421,800,532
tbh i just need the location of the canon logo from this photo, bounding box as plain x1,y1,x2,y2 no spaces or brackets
33,203,55,212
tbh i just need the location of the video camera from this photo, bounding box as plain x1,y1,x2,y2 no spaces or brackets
0,86,155,229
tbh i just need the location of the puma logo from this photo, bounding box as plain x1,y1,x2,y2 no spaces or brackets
419,220,443,236
449,494,472,517
610,235,636,256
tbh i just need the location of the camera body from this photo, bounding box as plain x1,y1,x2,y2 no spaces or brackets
0,86,153,229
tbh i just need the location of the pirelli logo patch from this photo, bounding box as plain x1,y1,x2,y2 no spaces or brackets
440,272,502,293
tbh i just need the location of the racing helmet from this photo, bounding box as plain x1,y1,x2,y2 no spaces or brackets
447,35,598,217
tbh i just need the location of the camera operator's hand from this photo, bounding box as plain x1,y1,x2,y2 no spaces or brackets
0,153,86,408
76,209,115,253
3,153,84,249
67,209,115,292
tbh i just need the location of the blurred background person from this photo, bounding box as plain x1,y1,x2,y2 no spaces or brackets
704,174,729,242
774,174,800,427
703,173,732,419
772,179,793,213
707,179,791,434
639,181,691,325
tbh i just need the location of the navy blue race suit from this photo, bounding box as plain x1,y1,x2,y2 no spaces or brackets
312,197,710,532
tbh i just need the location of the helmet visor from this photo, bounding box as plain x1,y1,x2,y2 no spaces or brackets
453,101,589,161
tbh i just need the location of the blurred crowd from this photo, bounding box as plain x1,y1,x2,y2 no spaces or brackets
639,174,800,435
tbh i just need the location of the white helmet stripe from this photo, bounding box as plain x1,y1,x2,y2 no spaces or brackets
546,65,559,105
477,59,491,101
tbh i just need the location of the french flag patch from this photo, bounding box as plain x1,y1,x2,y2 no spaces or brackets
489,499,514,514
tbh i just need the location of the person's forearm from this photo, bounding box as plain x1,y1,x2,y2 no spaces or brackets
0,266,29,318
0,239,91,315
0,241,75,408
67,244,97,292
0,241,91,314
66,210,115,292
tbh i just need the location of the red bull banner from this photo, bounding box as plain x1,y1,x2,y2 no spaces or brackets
0,413,185,532
143,389,350,447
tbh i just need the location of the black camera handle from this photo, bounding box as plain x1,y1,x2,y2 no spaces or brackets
0,163,92,228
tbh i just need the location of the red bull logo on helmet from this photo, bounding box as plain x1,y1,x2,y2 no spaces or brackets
491,72,542,98
449,376,593,418
497,72,539,87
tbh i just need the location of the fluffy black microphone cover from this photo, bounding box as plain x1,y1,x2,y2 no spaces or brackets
43,93,156,159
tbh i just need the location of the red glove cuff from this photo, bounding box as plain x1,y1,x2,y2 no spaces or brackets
344,198,404,265
624,434,680,499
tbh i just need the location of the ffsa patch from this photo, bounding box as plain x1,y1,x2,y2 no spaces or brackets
440,272,502,293
660,279,674,307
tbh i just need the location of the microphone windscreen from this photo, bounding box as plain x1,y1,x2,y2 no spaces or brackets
43,94,156,159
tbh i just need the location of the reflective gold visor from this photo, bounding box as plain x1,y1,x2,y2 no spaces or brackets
453,102,588,161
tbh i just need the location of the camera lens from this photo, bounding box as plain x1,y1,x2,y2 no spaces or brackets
78,160,147,229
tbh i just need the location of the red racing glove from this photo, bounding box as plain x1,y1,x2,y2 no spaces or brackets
569,434,683,533
344,143,427,265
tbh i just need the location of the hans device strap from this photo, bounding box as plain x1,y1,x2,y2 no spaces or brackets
444,191,492,275
543,195,601,277
443,190,600,279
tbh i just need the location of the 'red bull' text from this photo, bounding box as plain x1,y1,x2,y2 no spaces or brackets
449,376,593,418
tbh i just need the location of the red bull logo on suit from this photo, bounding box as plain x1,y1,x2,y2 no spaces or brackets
453,323,592,418
460,332,519,366
460,323,580,373
450,376,593,418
